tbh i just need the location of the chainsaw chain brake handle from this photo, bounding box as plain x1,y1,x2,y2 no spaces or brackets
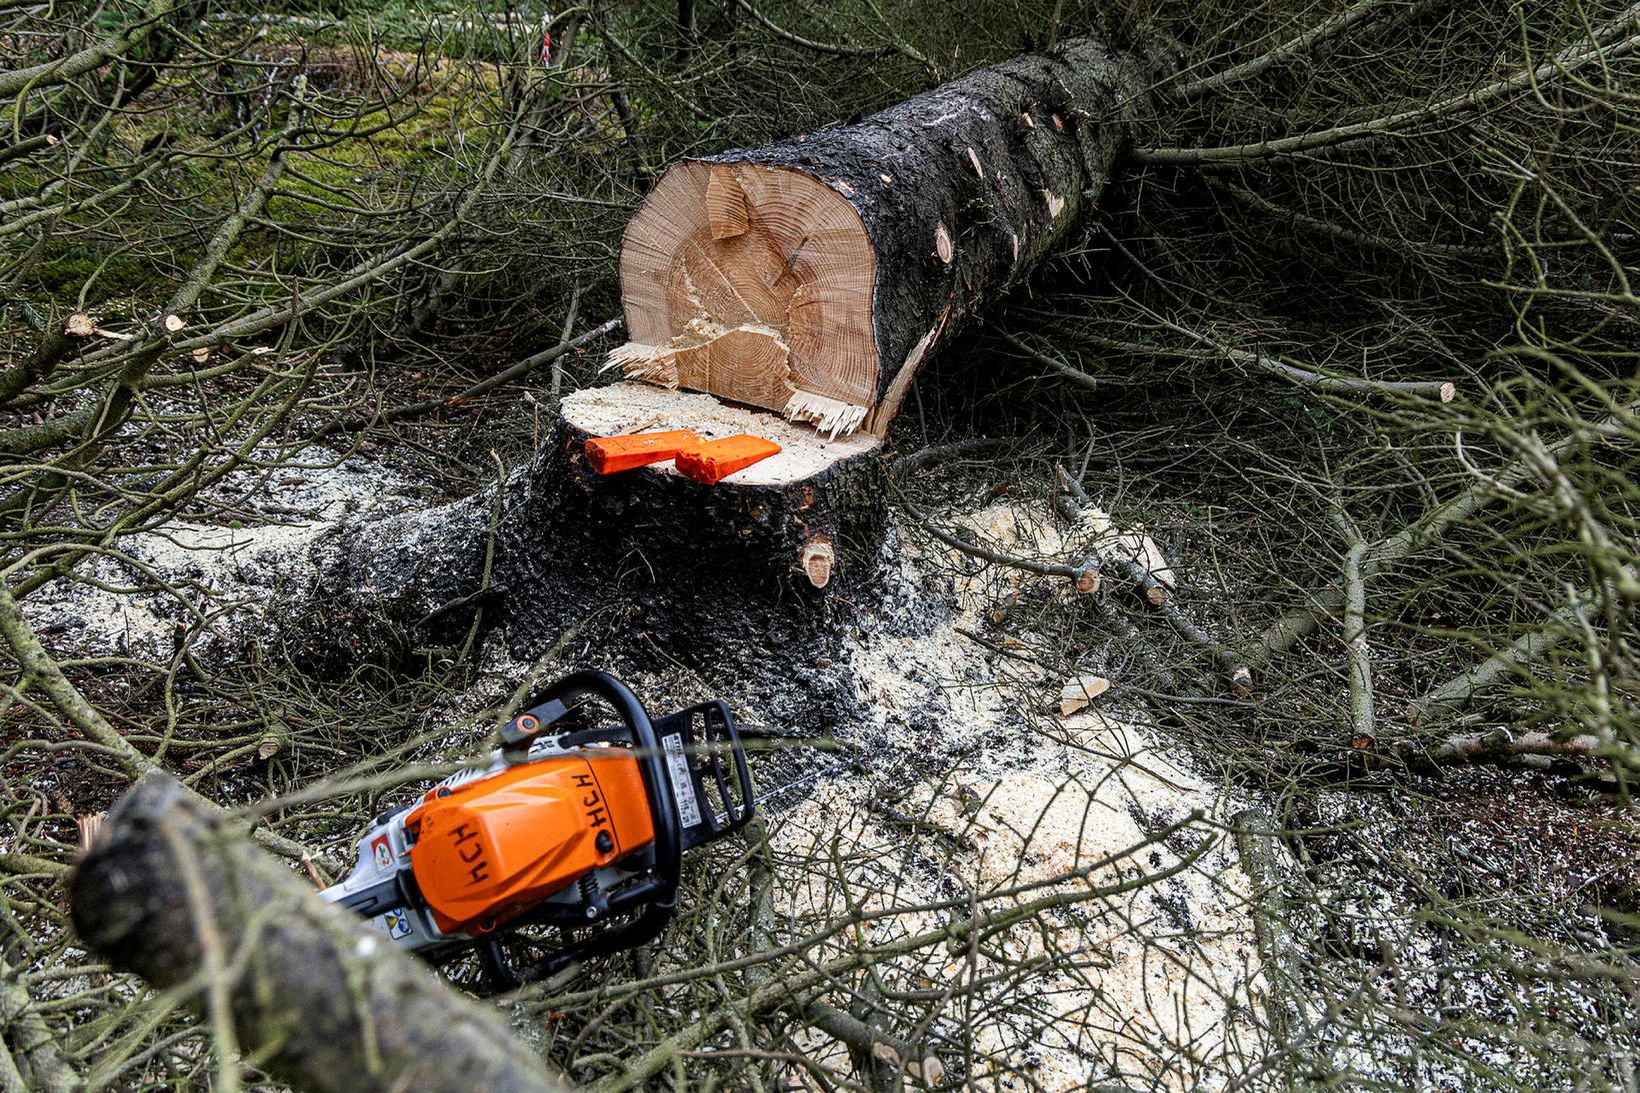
482,670,756,989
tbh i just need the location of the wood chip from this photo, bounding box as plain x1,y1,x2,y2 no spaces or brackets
870,1041,902,1067
77,812,106,853
1042,190,1064,218
1059,674,1111,716
908,1055,946,1084
65,313,95,336
966,146,984,177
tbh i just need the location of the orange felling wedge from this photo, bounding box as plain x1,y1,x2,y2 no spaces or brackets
674,434,782,485
584,429,702,474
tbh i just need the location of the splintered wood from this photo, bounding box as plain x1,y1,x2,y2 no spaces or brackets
614,161,877,438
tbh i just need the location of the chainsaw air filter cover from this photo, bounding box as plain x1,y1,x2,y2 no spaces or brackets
407,752,655,936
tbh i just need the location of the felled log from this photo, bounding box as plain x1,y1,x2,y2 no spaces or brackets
69,774,566,1093
259,39,1150,689
611,36,1146,436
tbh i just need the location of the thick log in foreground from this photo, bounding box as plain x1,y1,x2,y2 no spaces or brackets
612,36,1146,436
69,774,566,1093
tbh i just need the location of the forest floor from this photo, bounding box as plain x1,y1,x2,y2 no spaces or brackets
19,422,1638,1090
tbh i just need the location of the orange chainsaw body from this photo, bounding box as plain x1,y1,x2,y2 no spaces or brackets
405,752,656,936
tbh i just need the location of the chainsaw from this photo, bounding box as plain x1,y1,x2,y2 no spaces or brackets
320,671,755,989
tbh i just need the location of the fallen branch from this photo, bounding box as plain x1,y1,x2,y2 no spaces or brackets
1171,0,1442,102
888,437,1004,476
1055,467,1252,693
1137,8,1640,162
70,773,568,1093
1053,467,1170,603
1231,810,1311,1048
1155,315,1455,403
1253,405,1638,668
906,504,1100,591
0,957,78,1093
0,0,182,98
313,316,623,437
996,329,1102,393
1334,513,1375,741
1355,727,1617,772
1406,599,1586,727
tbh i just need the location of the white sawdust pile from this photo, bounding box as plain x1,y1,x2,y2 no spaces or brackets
766,501,1266,1091
22,450,427,660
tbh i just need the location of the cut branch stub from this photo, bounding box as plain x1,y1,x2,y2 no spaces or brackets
613,36,1145,438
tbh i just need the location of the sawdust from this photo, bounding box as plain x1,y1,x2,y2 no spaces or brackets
845,502,1093,772
22,450,427,661
765,500,1263,1090
769,724,1259,1091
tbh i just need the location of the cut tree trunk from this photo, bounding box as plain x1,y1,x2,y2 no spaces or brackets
275,384,887,731
69,773,566,1093
263,39,1147,725
610,35,1146,436
494,383,888,732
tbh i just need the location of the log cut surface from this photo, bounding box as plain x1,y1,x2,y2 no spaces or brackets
612,36,1146,437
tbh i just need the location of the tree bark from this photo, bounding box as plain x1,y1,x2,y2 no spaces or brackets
275,385,888,733
493,384,888,733
69,773,566,1093
612,35,1147,435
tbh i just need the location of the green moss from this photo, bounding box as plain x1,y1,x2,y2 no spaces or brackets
31,248,151,301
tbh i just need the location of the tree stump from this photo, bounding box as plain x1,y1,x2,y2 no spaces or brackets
493,383,888,731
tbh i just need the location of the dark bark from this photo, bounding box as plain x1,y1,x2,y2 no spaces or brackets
695,35,1146,429
69,773,566,1093
282,406,887,736
493,411,888,733
280,487,496,667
